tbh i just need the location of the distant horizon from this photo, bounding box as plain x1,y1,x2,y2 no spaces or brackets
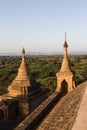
0,51,87,56
0,0,87,53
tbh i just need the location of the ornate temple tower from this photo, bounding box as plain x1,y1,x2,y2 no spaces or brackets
8,48,31,97
0,48,47,118
56,34,75,94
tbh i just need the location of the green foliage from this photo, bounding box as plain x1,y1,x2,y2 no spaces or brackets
0,55,87,92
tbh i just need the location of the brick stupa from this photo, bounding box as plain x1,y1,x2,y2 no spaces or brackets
56,35,75,94
8,48,32,97
0,48,47,119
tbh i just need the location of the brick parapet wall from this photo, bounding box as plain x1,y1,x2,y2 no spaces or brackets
14,92,59,130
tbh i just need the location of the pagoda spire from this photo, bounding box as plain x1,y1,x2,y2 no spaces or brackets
18,48,29,77
22,47,25,59
60,33,70,72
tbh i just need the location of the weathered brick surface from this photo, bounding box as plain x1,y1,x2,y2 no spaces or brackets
14,92,59,130
37,81,87,130
14,81,87,130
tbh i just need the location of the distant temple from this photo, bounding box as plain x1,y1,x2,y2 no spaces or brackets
56,34,75,94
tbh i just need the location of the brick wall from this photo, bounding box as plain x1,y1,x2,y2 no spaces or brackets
14,92,59,130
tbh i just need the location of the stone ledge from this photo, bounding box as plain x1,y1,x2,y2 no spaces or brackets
37,81,87,130
14,92,59,130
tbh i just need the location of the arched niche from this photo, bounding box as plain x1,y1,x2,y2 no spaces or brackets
61,80,68,95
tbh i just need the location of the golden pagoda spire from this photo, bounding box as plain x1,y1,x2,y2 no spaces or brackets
22,47,25,59
18,48,28,77
60,33,70,72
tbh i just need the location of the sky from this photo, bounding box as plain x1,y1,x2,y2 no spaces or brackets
0,0,87,54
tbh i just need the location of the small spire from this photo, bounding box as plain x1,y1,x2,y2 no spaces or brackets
22,48,25,59
65,32,67,41
64,32,68,48
22,48,25,54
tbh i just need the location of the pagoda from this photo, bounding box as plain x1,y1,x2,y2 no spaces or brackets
8,48,34,97
56,34,75,94
0,48,47,117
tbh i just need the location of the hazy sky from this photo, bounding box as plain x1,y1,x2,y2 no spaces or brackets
0,0,87,54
